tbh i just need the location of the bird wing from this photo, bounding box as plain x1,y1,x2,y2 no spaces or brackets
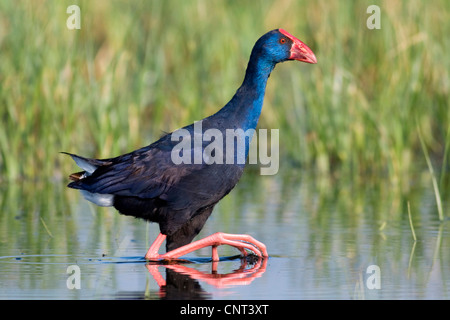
66,144,183,198
65,123,244,209
65,131,233,201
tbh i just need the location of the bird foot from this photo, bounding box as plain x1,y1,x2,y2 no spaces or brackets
145,232,268,261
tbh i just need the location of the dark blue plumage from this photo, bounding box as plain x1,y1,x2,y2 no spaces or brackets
65,29,316,258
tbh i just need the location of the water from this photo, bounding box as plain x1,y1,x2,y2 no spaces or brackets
0,169,449,300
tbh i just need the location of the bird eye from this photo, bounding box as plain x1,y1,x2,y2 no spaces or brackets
279,38,287,44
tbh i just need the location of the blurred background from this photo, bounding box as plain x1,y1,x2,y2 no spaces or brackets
0,0,448,183
0,0,449,299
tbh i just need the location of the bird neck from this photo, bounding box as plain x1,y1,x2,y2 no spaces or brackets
196,55,275,165
219,55,276,131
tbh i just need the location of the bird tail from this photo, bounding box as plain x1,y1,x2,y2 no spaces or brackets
62,152,115,207
61,152,114,186
61,152,104,173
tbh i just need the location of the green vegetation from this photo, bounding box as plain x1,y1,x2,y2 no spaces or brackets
0,0,448,193
1,2,448,298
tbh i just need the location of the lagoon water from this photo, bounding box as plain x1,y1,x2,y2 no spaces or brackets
0,168,449,300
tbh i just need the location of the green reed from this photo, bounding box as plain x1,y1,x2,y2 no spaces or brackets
0,0,448,191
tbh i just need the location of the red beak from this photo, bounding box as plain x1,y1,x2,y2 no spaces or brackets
279,29,317,64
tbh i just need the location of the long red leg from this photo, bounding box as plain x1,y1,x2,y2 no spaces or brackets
144,233,166,260
145,232,268,261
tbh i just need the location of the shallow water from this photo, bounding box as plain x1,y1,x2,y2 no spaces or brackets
0,170,449,300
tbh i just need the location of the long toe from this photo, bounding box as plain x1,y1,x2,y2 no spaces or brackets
158,232,267,261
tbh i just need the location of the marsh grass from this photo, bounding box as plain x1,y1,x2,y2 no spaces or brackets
407,201,417,241
417,122,444,221
0,0,448,195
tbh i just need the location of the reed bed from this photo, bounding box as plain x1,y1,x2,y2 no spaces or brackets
0,0,448,192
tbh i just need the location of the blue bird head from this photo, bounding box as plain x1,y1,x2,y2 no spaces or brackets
251,29,317,65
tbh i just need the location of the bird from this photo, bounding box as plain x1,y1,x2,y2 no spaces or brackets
64,28,317,261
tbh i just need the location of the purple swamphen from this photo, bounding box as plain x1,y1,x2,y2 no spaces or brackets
64,29,317,261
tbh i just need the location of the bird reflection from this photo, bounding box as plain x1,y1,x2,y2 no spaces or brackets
146,256,268,299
